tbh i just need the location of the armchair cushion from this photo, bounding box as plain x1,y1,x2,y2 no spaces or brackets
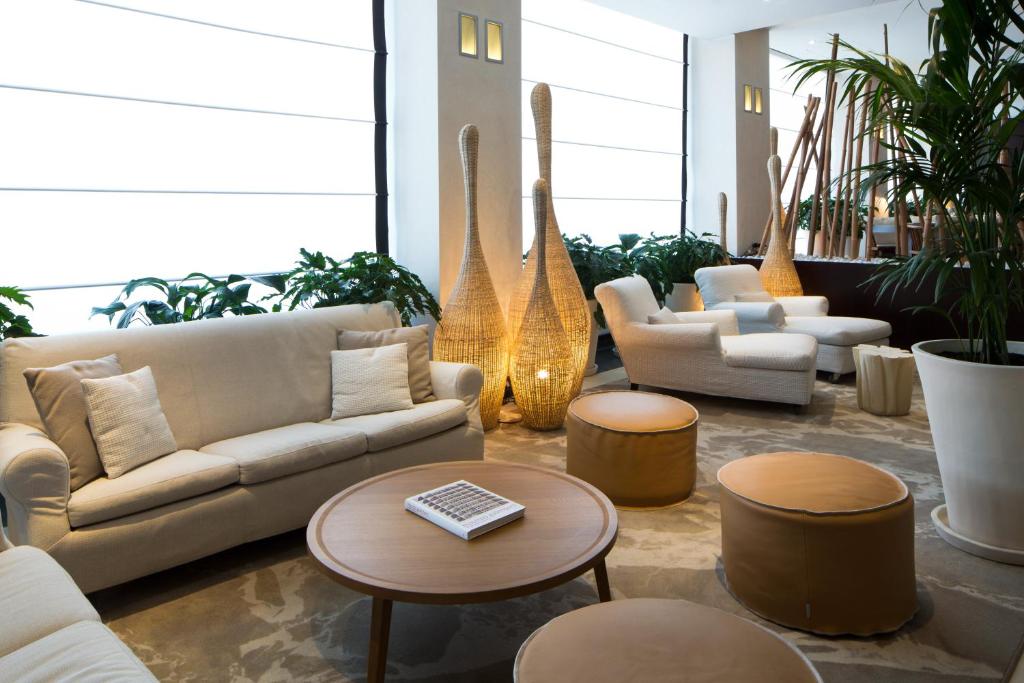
721,334,818,372
734,291,775,303
68,450,238,527
710,301,787,333
775,296,829,317
0,621,158,682
693,264,764,309
647,307,680,325
784,316,891,347
322,399,468,452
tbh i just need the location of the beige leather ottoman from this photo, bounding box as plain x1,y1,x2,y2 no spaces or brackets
514,598,821,682
718,452,917,635
566,391,698,507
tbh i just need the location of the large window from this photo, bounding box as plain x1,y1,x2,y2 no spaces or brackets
0,0,377,334
520,0,684,247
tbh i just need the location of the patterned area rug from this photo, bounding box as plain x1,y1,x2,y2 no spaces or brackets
92,372,1024,682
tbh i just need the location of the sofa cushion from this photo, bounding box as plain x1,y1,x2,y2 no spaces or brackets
0,621,157,682
784,316,892,347
339,325,435,403
330,344,414,419
721,333,818,372
0,546,100,658
200,423,367,485
68,450,239,527
322,399,468,451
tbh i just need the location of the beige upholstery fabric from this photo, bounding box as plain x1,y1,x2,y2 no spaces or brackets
734,291,775,303
776,295,829,317
0,545,100,657
82,367,177,478
338,325,435,403
784,316,893,347
323,399,468,451
0,424,72,550
68,450,238,528
200,423,366,484
514,598,821,683
718,452,916,636
722,333,819,372
647,306,679,325
0,621,157,682
694,264,766,309
331,344,413,419
648,307,741,336
22,354,123,491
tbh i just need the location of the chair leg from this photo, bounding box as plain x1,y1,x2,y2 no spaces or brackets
629,383,639,391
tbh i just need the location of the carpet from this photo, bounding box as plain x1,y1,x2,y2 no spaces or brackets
91,372,1024,682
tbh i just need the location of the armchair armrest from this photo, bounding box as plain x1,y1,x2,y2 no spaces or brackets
709,302,786,333
670,310,740,336
0,423,71,549
775,295,829,317
429,361,484,431
619,322,722,352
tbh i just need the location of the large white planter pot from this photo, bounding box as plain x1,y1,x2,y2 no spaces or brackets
914,339,1024,564
665,283,703,312
585,299,600,377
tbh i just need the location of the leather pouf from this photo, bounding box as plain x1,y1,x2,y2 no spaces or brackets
566,391,698,507
718,452,917,635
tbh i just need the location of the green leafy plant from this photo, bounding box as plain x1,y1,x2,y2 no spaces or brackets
92,273,284,328
0,286,37,339
563,234,633,299
278,249,440,325
632,231,729,292
791,0,1024,365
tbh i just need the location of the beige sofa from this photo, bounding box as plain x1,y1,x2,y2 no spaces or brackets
0,527,156,681
0,304,484,593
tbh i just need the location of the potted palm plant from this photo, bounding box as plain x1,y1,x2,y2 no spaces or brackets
794,0,1024,562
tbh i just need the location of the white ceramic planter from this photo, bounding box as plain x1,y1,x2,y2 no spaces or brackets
584,299,600,377
665,283,703,312
914,340,1024,564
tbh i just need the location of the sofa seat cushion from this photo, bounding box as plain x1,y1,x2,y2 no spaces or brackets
721,334,818,372
200,423,367,485
0,546,100,658
784,316,892,347
0,621,157,682
68,450,239,528
322,399,468,452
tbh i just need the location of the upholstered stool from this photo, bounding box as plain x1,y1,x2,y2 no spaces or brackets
566,391,698,507
852,344,915,416
514,598,822,683
718,452,916,635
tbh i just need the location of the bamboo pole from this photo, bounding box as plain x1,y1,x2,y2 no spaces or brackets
787,110,818,253
817,34,841,255
828,90,855,256
758,96,819,254
865,119,882,257
849,85,870,259
806,84,833,255
838,90,857,257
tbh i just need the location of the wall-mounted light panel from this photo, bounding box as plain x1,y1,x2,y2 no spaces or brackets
743,84,764,114
485,19,503,63
459,13,478,58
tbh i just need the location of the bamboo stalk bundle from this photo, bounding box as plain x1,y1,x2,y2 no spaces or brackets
828,91,855,256
848,86,871,259
759,155,803,296
816,34,841,254
433,124,510,430
507,83,590,401
807,83,835,255
865,121,882,257
786,115,817,253
836,91,857,257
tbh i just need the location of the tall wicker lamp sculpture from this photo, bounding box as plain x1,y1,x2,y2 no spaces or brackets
759,155,804,296
433,124,509,430
507,83,590,400
509,179,575,431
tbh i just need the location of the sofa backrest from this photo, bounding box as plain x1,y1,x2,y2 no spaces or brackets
0,304,402,450
693,264,765,308
594,276,660,331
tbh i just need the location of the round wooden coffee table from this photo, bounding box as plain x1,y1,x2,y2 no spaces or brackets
307,460,618,683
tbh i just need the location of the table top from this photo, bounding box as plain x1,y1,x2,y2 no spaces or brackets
307,460,618,604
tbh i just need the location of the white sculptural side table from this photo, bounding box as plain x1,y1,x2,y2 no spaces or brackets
852,345,915,416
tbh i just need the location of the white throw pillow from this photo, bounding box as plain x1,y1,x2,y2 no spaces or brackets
81,366,178,479
734,291,775,302
647,307,681,325
331,343,414,419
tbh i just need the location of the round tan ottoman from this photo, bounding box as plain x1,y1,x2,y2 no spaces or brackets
718,452,917,636
514,598,821,683
566,390,698,507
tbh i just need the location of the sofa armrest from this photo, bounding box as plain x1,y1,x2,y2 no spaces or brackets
429,361,484,431
775,295,829,317
619,322,722,352
0,424,71,549
709,302,786,332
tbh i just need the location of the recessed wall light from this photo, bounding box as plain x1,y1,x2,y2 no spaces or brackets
459,12,478,58
485,19,503,63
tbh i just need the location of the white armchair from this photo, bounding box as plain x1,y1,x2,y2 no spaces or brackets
594,276,818,406
694,264,892,378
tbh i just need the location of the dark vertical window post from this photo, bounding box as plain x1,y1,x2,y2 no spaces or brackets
373,0,389,254
681,33,689,234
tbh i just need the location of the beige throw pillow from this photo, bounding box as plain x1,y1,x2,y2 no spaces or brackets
81,366,178,479
338,325,435,402
647,307,680,325
331,343,414,419
734,291,775,303
23,354,124,490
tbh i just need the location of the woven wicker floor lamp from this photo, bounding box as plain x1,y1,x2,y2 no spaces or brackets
507,83,590,400
509,179,575,431
759,154,804,296
433,124,509,430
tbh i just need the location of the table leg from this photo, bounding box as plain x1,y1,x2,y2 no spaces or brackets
593,559,612,602
368,597,393,683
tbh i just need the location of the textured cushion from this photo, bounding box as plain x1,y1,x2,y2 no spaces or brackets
200,423,367,485
323,398,468,451
664,309,741,337
693,264,765,309
68,450,238,527
647,307,680,325
734,291,775,303
784,316,892,346
22,354,123,491
0,621,157,683
721,333,818,372
339,325,435,403
0,545,100,658
81,366,178,478
331,344,414,419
